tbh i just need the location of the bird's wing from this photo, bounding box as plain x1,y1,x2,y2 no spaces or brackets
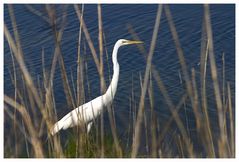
50,95,105,135
50,104,88,135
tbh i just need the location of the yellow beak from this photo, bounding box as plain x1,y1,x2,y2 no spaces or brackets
126,40,143,45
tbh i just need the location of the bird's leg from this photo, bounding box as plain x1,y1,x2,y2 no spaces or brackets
87,121,93,133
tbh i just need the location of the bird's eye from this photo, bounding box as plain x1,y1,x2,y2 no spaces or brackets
122,40,126,44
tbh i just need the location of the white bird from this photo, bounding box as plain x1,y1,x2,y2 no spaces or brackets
51,39,143,135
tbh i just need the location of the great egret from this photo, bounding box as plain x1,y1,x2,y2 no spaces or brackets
50,39,143,135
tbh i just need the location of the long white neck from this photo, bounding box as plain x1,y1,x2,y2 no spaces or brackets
103,42,120,105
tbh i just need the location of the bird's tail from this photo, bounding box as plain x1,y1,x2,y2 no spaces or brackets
50,113,73,135
50,120,64,136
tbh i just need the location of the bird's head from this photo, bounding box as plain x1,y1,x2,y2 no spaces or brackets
117,39,143,46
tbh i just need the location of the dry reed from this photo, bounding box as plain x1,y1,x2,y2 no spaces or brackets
4,4,234,158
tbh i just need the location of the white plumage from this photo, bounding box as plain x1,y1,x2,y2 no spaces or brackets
50,39,143,135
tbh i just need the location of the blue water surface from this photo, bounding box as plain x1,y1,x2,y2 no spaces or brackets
4,4,235,155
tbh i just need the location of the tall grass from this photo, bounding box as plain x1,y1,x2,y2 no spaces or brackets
4,4,234,158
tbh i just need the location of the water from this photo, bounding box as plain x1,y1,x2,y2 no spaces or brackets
4,4,235,155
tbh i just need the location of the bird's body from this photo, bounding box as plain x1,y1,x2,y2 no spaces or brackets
51,39,142,136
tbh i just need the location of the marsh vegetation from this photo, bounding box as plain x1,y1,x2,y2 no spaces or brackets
4,4,235,158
